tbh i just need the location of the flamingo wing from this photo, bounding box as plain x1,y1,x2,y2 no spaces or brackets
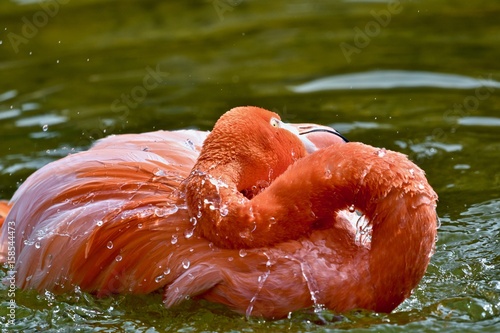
0,130,208,293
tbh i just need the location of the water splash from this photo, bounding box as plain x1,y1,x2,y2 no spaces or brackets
246,252,273,318
246,270,270,319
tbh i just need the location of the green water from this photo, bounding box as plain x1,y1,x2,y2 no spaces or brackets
1,0,499,332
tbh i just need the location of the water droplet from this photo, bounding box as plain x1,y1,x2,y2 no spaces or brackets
107,241,113,249
154,207,167,217
324,168,332,179
154,169,166,177
348,204,356,213
96,220,103,227
42,124,48,131
228,256,234,262
155,275,164,283
418,183,425,190
115,255,122,262
137,223,143,229
182,259,190,269
189,217,197,225
239,249,247,257
185,138,196,151
219,205,229,217
164,268,171,275
171,234,178,245
409,168,415,176
184,228,194,239
376,148,387,157
35,242,41,249
155,205,178,217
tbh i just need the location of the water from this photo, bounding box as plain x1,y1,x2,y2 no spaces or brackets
1,0,500,332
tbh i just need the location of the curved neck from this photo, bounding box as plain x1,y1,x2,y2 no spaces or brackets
185,157,317,248
185,142,438,312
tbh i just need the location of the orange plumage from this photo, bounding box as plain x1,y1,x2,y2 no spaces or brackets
0,106,437,318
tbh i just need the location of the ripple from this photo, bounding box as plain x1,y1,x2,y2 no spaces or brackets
291,70,500,92
0,108,21,120
15,114,68,128
331,121,391,133
457,117,500,127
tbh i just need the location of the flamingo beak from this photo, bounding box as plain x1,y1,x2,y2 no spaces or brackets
281,121,348,153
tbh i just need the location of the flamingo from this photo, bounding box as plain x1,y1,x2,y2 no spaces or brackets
0,106,437,319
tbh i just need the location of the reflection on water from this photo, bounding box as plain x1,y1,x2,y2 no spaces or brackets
0,0,499,332
291,70,500,92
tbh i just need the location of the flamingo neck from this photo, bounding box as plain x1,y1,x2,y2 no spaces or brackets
185,156,315,248
185,141,438,313
310,143,438,312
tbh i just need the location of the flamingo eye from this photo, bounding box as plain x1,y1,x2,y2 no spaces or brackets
270,118,281,128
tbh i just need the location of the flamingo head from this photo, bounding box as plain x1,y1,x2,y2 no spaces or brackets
194,106,347,194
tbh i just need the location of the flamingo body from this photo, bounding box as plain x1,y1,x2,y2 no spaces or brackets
0,107,437,318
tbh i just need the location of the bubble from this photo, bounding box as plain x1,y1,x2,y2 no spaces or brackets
107,241,113,249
